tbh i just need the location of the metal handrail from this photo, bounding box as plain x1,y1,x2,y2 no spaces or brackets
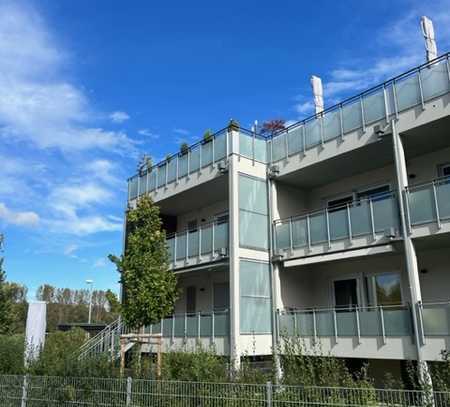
166,218,228,240
406,175,450,191
272,52,450,137
273,190,396,225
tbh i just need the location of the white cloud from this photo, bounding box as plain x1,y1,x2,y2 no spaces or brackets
173,128,190,136
109,111,130,123
138,128,160,139
85,159,120,186
294,101,314,115
0,202,40,227
0,2,135,153
93,257,107,268
43,182,122,235
290,4,450,119
63,243,78,256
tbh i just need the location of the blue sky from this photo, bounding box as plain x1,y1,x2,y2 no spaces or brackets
1,0,449,298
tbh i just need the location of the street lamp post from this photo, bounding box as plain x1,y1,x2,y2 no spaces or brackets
86,279,94,324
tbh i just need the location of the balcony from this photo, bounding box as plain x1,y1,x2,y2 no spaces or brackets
166,219,229,271
268,53,450,176
142,310,230,354
406,176,450,238
277,302,450,361
128,129,268,203
274,192,400,261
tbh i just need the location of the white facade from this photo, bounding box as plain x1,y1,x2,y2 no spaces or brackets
127,53,450,367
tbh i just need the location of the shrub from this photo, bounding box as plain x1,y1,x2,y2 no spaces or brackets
0,334,25,374
161,344,228,382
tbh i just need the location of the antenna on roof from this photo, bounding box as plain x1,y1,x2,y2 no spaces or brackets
251,120,258,133
310,75,324,115
421,16,437,61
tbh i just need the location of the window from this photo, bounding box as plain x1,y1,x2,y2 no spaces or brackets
328,195,353,211
187,220,198,231
333,279,359,308
213,283,229,312
365,273,402,306
357,185,390,201
438,163,450,177
215,213,229,225
186,286,196,313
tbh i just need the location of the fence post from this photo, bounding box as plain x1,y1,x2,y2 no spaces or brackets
21,374,28,407
266,381,273,407
126,376,132,406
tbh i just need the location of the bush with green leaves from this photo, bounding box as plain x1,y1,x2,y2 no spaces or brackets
0,334,25,374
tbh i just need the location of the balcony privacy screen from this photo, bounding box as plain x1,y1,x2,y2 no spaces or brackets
239,175,269,250
240,260,272,334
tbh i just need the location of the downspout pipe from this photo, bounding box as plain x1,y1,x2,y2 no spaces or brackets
267,173,281,383
390,119,427,381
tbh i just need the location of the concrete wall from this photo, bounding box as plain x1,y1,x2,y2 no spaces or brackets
279,252,410,309
417,247,450,302
407,146,450,184
174,269,229,313
274,147,450,220
176,199,228,232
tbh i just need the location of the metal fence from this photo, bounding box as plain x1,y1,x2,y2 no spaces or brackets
2,375,450,406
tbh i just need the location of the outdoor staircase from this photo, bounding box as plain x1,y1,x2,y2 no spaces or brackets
78,318,134,360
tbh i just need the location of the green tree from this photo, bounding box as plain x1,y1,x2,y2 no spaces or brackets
105,289,121,314
109,195,178,329
0,234,13,334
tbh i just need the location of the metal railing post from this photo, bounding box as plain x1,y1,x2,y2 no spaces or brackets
312,309,317,343
392,80,399,119
347,204,353,243
369,198,376,240
172,315,175,344
383,84,390,123
325,209,331,249
403,190,413,235
198,227,202,259
212,221,215,256
417,69,425,110
184,313,187,342
360,96,366,132
266,381,273,407
21,374,28,407
306,214,311,251
289,219,293,252
319,114,324,146
333,308,338,343
212,134,216,165
302,124,306,154
126,376,132,406
185,232,189,263
211,311,215,344
379,305,386,345
198,312,201,340
417,302,426,345
432,181,441,229
355,306,361,345
339,104,344,141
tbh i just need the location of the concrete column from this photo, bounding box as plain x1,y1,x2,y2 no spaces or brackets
228,149,241,370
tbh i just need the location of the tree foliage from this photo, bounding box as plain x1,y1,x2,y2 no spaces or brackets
109,195,178,329
261,119,286,136
0,234,13,334
35,284,119,331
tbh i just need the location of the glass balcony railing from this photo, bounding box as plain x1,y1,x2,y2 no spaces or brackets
278,302,450,341
268,53,450,163
166,219,229,265
128,129,268,201
406,176,450,229
274,192,399,252
278,305,412,339
419,302,450,338
142,310,229,339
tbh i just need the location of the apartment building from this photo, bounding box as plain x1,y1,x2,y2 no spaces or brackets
125,53,450,376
